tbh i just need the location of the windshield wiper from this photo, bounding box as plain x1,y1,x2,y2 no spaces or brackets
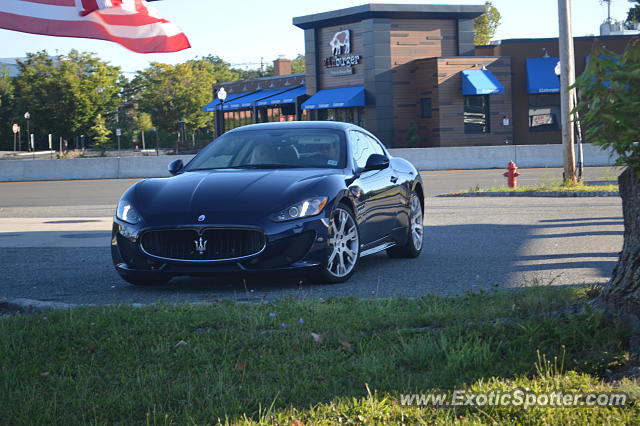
230,164,304,169
187,167,231,171
187,164,305,171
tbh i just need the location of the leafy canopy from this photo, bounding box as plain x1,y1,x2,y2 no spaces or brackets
474,1,501,46
573,39,640,172
291,54,306,74
12,50,122,141
90,113,112,149
626,0,640,26
133,56,237,134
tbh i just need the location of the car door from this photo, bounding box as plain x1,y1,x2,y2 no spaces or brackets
348,130,398,245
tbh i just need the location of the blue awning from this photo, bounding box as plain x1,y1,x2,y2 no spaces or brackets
302,86,365,110
526,57,560,94
223,88,292,111
461,70,505,95
201,91,257,112
256,86,307,106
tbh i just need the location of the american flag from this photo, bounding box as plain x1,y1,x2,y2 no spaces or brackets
0,0,190,53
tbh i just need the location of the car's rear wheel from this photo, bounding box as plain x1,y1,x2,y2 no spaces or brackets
387,191,423,258
313,205,360,283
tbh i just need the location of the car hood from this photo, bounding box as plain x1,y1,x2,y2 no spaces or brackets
133,169,341,223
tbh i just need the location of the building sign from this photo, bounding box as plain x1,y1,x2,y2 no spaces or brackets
324,29,361,75
531,114,553,127
329,68,354,76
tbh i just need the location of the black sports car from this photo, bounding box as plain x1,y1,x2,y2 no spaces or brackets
111,121,424,285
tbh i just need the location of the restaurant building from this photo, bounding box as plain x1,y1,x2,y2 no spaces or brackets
203,3,636,148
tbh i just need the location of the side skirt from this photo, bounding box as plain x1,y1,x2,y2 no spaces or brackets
360,241,396,258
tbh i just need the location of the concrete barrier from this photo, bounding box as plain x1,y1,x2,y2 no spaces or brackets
0,155,195,182
388,143,618,171
0,144,618,182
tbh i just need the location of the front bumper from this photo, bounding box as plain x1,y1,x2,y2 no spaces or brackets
111,214,330,278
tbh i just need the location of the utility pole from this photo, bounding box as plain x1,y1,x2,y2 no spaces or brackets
558,0,578,184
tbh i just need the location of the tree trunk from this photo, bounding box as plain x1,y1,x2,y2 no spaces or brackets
598,167,640,328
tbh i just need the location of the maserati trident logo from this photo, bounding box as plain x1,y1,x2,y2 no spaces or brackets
194,236,208,255
198,214,206,222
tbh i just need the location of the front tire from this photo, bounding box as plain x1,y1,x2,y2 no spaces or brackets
313,205,360,283
387,191,423,258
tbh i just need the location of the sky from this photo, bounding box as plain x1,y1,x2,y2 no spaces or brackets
0,0,635,74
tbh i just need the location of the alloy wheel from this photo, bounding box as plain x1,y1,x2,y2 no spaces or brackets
326,208,359,278
410,194,423,251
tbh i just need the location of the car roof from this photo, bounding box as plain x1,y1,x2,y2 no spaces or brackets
225,121,359,133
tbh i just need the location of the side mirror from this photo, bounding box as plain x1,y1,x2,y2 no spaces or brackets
363,154,389,172
168,159,184,175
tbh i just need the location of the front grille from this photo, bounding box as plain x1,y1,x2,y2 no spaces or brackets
140,228,265,261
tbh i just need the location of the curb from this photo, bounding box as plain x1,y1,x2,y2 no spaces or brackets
0,298,78,314
438,190,620,197
0,298,269,315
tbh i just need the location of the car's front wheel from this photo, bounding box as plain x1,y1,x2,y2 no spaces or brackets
387,191,423,258
314,205,360,283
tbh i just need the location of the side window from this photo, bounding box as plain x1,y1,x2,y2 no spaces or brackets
350,131,372,169
363,133,385,156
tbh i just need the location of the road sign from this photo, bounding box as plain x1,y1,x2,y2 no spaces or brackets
116,128,122,136
12,123,19,134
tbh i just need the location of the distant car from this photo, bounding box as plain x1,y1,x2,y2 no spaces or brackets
111,121,424,285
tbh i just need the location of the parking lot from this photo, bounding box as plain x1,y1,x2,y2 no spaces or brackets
0,167,624,305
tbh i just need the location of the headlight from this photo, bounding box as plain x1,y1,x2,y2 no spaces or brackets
272,197,328,222
116,200,142,224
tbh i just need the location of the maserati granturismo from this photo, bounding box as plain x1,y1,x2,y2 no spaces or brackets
111,121,424,285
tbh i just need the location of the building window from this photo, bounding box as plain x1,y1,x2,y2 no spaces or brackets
464,95,490,134
316,108,362,126
528,94,561,131
420,98,432,118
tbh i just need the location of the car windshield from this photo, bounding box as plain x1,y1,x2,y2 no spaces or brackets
186,128,346,171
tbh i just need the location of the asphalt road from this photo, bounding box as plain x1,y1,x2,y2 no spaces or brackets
0,167,624,305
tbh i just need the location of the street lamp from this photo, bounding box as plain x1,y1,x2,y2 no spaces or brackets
24,112,30,152
217,87,227,135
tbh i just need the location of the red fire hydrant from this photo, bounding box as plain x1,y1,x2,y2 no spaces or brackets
503,161,520,189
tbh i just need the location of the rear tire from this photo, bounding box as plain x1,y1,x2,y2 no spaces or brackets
387,191,423,258
311,205,360,284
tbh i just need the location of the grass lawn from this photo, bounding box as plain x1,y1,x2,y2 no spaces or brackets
460,181,619,194
1,286,638,424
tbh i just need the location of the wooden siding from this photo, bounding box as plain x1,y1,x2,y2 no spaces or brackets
477,36,633,146
435,57,513,147
317,22,366,90
390,19,457,147
390,19,457,67
391,58,440,147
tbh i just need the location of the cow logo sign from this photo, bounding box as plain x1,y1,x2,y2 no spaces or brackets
330,30,350,56
325,29,361,72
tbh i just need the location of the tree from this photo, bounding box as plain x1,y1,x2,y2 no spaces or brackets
90,113,112,151
12,50,122,144
474,1,501,45
0,67,15,150
232,65,274,80
133,57,237,135
574,39,640,324
133,112,154,149
133,112,153,133
291,54,306,74
0,66,13,107
626,0,640,27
